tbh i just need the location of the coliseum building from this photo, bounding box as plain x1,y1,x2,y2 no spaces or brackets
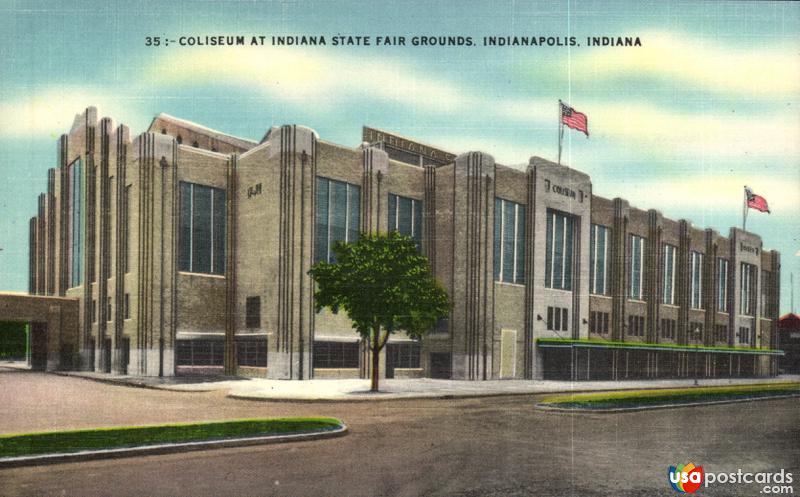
25,107,782,380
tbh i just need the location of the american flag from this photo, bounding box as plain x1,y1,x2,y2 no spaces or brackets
745,186,770,213
560,102,589,136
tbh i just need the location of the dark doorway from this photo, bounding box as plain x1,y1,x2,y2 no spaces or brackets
30,322,48,371
429,352,451,379
120,338,130,375
103,338,112,373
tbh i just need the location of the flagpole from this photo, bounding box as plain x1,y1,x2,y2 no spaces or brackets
742,186,748,231
557,100,563,165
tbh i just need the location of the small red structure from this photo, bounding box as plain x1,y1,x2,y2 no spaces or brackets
777,313,800,374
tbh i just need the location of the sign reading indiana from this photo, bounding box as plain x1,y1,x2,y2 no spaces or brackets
362,126,457,164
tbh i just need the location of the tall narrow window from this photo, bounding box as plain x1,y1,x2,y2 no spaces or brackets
761,270,772,318
314,177,361,263
662,244,676,305
178,182,226,275
717,258,728,312
690,251,703,309
388,194,422,250
124,185,131,273
740,262,756,315
545,210,574,290
246,296,261,329
493,198,525,284
629,234,645,300
68,158,84,288
589,224,609,295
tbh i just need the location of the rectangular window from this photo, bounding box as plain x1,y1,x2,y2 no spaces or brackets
176,340,224,366
589,224,609,295
124,293,130,320
714,324,728,343
236,338,267,367
68,158,84,288
740,263,756,315
546,306,568,332
738,326,752,345
388,194,422,250
628,315,645,337
245,296,261,329
493,198,525,284
92,299,97,323
589,311,609,335
387,342,421,369
179,182,226,275
124,185,131,273
761,270,772,318
688,322,704,342
314,177,361,263
313,341,360,369
660,318,676,340
662,244,676,305
629,235,645,300
545,210,574,290
107,297,112,322
690,251,703,309
717,258,728,312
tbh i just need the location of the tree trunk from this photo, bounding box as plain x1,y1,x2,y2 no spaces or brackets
371,324,380,392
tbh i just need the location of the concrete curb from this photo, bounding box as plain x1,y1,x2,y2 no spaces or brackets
52,371,229,393
534,393,800,414
0,424,348,468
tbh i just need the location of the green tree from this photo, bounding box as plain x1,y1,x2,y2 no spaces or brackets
308,231,450,392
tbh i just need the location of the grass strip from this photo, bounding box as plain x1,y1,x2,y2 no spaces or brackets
539,382,800,409
0,417,343,458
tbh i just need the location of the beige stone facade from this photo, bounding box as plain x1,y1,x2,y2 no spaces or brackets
27,107,782,379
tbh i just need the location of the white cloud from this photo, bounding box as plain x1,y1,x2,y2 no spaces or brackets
600,175,800,216
586,101,800,159
569,31,800,96
149,46,469,113
0,89,149,138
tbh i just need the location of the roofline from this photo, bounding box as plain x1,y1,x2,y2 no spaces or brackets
149,113,258,149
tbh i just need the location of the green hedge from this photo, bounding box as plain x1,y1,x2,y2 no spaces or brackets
540,383,800,409
0,322,27,359
0,417,343,458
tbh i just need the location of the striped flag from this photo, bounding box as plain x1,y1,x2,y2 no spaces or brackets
745,186,770,213
560,102,589,136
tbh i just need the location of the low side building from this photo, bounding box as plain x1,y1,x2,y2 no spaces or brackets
26,107,782,379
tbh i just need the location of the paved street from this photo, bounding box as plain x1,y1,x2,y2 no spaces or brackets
1,370,798,496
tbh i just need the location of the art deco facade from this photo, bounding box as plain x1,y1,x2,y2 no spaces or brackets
27,107,782,380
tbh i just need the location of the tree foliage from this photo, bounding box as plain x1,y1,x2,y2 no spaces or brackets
308,231,450,391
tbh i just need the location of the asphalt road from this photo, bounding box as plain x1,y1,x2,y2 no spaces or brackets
1,370,798,497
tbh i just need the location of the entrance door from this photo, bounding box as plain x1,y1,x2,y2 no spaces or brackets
500,329,517,378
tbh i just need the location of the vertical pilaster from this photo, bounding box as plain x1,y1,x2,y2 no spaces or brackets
450,152,494,380
268,125,317,379
224,154,238,375
610,198,629,341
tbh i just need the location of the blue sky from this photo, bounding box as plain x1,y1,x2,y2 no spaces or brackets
1,0,798,312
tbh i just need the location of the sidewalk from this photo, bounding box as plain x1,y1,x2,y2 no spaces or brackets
54,369,800,401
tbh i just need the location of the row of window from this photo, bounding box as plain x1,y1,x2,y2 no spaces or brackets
628,315,645,337
589,317,742,344
311,341,421,369
546,306,569,332
73,176,772,326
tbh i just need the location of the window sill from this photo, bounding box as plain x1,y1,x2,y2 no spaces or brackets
178,271,226,279
495,281,525,288
590,294,612,299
